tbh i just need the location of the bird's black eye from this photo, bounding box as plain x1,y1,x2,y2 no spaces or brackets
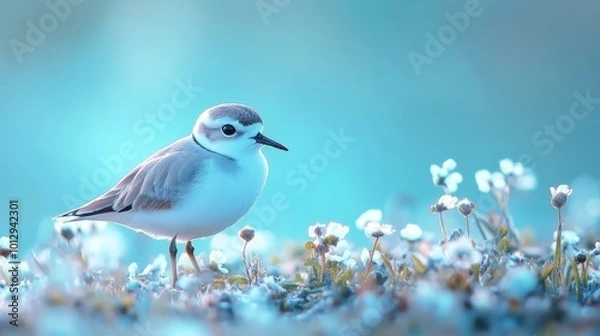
221,124,236,136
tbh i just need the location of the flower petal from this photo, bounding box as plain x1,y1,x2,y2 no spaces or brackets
442,159,457,171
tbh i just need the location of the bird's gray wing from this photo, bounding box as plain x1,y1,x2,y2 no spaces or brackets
62,138,208,217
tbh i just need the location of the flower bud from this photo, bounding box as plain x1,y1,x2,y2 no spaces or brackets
238,226,255,242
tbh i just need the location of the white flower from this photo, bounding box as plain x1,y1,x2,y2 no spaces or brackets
355,209,383,230
209,249,228,274
0,236,9,250
513,172,537,191
550,184,573,209
430,159,463,193
500,159,537,191
444,237,482,269
139,254,168,278
364,222,395,238
263,276,285,295
238,226,256,242
328,249,357,269
550,185,573,197
457,198,475,217
210,232,241,261
400,223,423,242
430,194,459,212
308,223,326,238
329,239,351,256
499,159,525,176
177,252,205,273
325,222,349,240
248,230,276,257
475,169,506,193
127,263,138,280
554,230,580,245
360,248,382,267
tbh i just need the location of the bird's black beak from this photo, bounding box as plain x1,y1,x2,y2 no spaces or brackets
253,132,288,151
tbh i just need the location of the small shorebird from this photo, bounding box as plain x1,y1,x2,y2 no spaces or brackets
54,103,288,286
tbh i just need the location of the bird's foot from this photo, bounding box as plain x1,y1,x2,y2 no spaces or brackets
185,241,202,273
169,236,178,288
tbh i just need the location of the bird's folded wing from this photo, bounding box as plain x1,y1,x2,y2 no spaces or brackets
71,147,206,216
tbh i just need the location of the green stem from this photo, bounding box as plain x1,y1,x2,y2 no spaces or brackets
365,236,380,275
553,208,564,290
465,216,470,238
555,208,563,271
320,252,326,284
241,241,251,285
439,212,448,241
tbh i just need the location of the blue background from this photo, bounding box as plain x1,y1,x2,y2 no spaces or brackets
1,0,599,261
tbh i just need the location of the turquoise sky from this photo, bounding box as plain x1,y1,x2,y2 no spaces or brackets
1,1,599,260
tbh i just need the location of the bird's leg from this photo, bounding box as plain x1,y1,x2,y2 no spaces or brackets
185,241,202,273
169,236,178,288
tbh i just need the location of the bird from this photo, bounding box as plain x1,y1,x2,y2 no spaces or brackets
54,103,288,286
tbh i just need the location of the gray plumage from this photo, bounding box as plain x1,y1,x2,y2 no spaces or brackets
61,136,211,217
207,103,263,126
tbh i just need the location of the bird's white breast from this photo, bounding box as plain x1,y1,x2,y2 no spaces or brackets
120,151,268,241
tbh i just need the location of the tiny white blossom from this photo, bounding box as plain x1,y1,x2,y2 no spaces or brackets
0,236,9,250
209,249,228,274
355,209,383,230
327,250,357,269
360,248,382,267
550,184,573,208
127,263,138,280
430,159,463,193
325,222,349,240
475,169,506,193
499,159,525,176
329,239,351,256
364,222,395,238
500,159,537,191
431,194,459,212
308,223,326,238
140,254,168,278
263,276,285,294
238,226,256,242
400,223,423,242
457,198,475,217
513,173,537,191
177,253,205,273
550,185,573,197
